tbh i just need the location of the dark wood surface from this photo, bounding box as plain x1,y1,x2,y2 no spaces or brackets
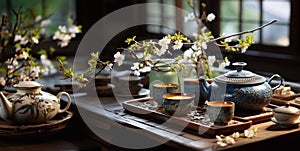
1,79,300,150
70,93,300,151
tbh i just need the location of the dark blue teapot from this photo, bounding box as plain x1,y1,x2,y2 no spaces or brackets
199,62,283,115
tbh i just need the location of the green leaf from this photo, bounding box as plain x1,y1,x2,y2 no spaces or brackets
16,104,32,114
37,49,47,55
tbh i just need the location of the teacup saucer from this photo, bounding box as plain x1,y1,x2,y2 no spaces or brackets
271,117,300,127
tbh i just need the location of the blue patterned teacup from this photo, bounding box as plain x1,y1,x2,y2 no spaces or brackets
163,93,195,116
206,101,235,126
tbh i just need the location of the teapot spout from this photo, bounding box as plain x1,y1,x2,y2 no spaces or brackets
0,91,13,120
199,76,212,102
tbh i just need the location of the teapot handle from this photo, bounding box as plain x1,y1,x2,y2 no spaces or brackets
267,74,284,91
57,92,72,113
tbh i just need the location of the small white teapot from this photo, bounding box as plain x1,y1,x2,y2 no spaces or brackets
0,81,71,124
273,103,300,124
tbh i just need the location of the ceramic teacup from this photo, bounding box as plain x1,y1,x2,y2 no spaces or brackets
153,83,178,107
163,93,195,116
206,101,235,126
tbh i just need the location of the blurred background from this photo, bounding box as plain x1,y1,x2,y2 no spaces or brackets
1,0,299,82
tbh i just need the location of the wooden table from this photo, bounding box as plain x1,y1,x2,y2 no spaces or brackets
70,92,300,151
1,75,300,151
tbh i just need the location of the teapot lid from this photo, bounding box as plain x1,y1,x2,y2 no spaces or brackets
273,103,300,115
214,62,266,84
14,81,43,89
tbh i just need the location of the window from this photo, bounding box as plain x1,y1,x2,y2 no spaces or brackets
220,0,291,47
146,0,197,36
1,0,76,35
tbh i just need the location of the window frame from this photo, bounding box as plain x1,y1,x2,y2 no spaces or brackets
203,0,299,55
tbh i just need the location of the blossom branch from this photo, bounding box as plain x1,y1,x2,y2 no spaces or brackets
209,19,278,43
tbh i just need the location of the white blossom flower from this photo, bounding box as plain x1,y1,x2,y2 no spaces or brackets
0,77,5,86
61,34,72,41
53,31,61,40
216,135,223,142
41,19,51,27
131,62,140,70
241,46,248,53
31,37,39,44
231,132,240,139
194,50,202,58
218,62,226,69
201,41,208,49
184,12,195,22
191,44,200,51
139,67,151,73
58,25,67,33
69,25,80,34
225,58,231,66
207,56,216,66
157,45,168,56
6,58,18,67
225,37,233,43
35,15,42,22
244,129,255,138
222,33,233,42
217,141,227,147
158,36,171,46
58,41,69,47
40,55,57,75
40,55,50,65
183,48,193,61
114,52,125,66
20,38,28,45
19,51,29,60
207,13,216,22
69,26,80,38
172,40,183,50
104,63,113,71
225,136,235,144
14,35,22,42
133,70,140,76
30,66,41,78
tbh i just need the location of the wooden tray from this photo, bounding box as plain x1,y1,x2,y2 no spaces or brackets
273,93,300,100
0,111,73,139
233,107,274,124
271,97,300,108
122,97,252,136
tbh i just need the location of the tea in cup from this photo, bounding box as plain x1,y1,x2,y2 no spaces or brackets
152,83,178,107
163,93,195,116
206,101,235,126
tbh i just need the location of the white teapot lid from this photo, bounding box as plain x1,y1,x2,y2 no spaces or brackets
14,81,43,89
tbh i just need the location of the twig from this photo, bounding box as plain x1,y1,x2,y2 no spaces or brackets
0,15,8,50
209,19,278,43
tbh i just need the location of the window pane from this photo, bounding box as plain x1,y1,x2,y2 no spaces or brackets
262,24,289,46
221,0,240,20
220,21,239,34
12,0,42,14
243,0,260,21
0,1,6,15
9,0,75,35
263,1,290,23
242,23,260,43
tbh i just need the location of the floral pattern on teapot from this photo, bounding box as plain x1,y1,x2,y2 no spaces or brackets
0,81,71,124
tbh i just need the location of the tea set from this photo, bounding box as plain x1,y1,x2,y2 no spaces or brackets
149,62,300,127
0,81,71,124
2,62,299,128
